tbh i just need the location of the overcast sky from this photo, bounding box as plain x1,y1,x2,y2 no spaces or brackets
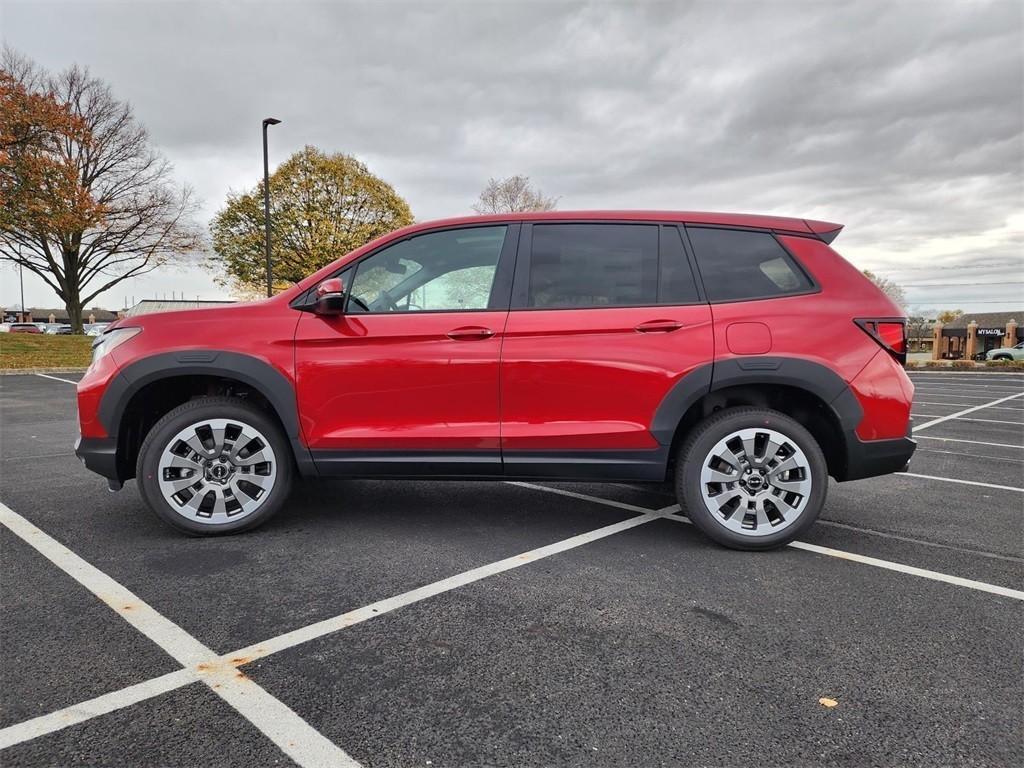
2,0,1022,314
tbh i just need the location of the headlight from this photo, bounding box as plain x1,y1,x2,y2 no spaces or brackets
90,327,141,365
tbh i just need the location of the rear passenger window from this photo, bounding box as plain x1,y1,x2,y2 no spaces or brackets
529,224,658,308
688,227,813,302
527,224,700,308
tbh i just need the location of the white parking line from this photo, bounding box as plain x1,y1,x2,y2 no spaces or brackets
914,390,1024,399
908,371,1024,377
917,403,1019,415
812,519,1024,563
3,480,1022,753
32,373,80,385
913,392,1024,432
897,472,1023,493
226,497,666,663
659,512,1024,600
915,435,1023,449
0,495,669,750
0,669,197,751
0,502,361,766
917,448,1024,463
912,414,1024,427
787,541,1024,600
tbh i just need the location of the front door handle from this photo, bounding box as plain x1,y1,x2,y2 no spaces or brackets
447,326,495,340
635,320,684,333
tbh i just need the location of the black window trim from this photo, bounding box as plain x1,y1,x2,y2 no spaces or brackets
509,220,707,312
291,222,521,315
681,224,821,305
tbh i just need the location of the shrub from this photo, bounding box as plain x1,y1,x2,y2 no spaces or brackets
985,359,1024,371
950,360,977,370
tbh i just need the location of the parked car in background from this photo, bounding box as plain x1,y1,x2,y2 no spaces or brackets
45,324,74,335
85,323,111,337
986,342,1024,361
0,323,9,333
75,210,915,549
8,323,43,334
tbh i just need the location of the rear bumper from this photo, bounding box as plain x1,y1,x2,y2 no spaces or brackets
74,436,123,489
837,422,916,482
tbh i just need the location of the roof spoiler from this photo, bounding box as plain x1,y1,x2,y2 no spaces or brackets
803,219,843,244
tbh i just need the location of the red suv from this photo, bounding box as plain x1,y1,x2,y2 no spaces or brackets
75,211,915,549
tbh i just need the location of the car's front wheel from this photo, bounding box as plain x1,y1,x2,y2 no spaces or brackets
136,396,293,535
675,407,827,550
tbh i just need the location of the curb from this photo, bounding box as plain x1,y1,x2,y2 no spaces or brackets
0,368,87,376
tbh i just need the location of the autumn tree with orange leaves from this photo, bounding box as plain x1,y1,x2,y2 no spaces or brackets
0,50,201,332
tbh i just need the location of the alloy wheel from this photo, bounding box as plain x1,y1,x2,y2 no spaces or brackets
698,427,813,537
156,418,278,524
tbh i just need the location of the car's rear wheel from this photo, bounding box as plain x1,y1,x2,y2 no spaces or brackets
137,396,293,535
675,407,827,550
991,354,1012,361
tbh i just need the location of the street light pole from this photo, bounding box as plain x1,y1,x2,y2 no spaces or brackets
17,245,25,323
262,117,282,298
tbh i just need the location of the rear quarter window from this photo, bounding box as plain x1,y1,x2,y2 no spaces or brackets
688,227,814,302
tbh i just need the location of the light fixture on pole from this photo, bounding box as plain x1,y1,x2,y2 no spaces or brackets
262,117,282,298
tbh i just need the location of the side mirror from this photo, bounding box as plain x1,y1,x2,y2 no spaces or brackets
312,277,346,315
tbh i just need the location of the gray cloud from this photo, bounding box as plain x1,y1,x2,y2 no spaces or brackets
2,0,1021,311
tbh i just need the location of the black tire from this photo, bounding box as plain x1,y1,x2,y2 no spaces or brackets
136,396,293,536
992,355,1012,362
675,406,827,551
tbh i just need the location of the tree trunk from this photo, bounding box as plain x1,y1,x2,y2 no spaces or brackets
65,290,84,334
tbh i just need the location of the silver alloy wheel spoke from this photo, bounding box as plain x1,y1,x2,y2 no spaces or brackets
699,426,812,538
157,417,277,525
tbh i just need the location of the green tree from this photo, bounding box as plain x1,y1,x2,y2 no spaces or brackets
209,146,413,294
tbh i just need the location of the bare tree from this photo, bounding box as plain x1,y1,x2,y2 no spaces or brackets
0,50,201,332
471,175,558,214
904,307,935,352
862,270,906,309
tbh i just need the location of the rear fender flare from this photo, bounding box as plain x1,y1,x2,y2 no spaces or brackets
651,357,862,446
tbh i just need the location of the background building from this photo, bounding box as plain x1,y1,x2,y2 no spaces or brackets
122,299,236,317
932,312,1022,359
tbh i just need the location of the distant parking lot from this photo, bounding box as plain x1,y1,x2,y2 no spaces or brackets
1,369,1021,767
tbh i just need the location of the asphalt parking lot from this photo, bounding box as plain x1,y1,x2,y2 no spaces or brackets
1,369,1021,767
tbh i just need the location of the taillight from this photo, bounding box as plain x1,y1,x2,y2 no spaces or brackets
855,318,907,365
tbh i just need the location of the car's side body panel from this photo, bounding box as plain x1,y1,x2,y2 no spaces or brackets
294,309,506,454
499,305,714,452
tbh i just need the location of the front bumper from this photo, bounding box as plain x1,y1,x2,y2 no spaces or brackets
74,436,123,490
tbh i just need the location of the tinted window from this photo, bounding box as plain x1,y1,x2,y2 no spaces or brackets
688,228,813,302
529,224,658,308
349,226,507,312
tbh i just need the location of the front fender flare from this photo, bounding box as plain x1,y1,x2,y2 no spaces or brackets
98,350,316,476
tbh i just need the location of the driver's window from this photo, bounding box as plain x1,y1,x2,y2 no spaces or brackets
348,226,507,313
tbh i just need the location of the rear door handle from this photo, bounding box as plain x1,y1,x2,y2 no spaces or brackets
635,320,684,333
447,326,495,340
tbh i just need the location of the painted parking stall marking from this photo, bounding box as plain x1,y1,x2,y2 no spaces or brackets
912,391,1024,432
915,436,1023,449
3,479,1022,753
657,510,1024,600
0,501,361,767
32,373,82,386
0,493,671,751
